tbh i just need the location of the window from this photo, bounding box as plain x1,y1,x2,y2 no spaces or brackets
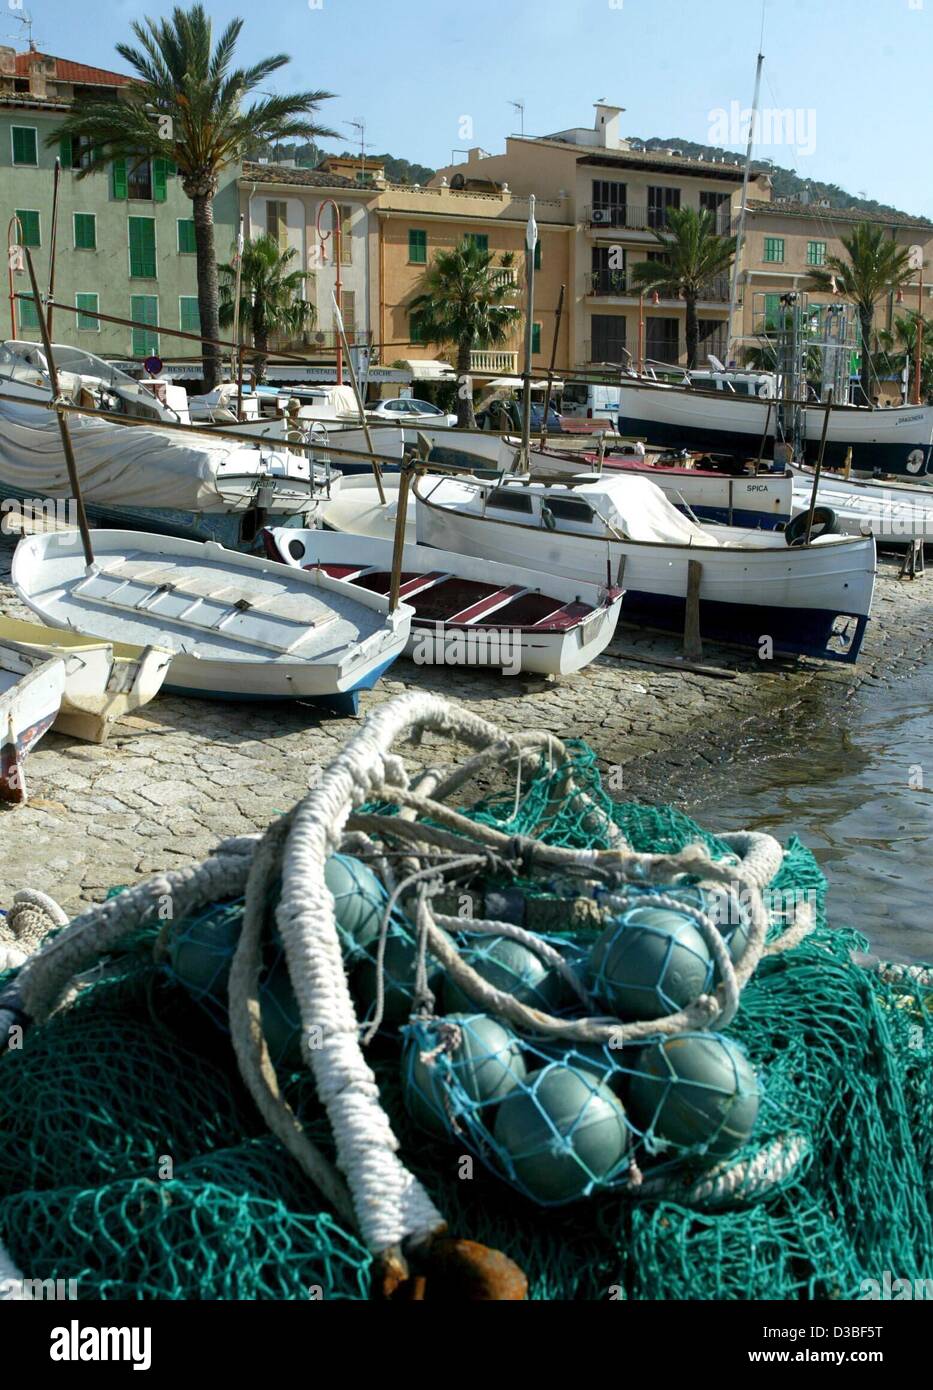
764,293,781,332
17,294,39,331
128,217,157,278
533,239,541,271
11,126,37,166
592,245,626,293
179,296,200,334
73,213,96,250
764,237,785,263
61,133,94,171
591,180,627,227
699,190,730,231
646,316,680,364
266,200,288,249
130,295,159,357
14,210,40,248
807,240,827,266
408,228,427,264
465,233,489,254
409,309,425,344
111,159,128,200
340,206,353,265
532,322,541,355
177,219,196,254
342,290,356,341
75,293,99,331
127,160,153,200
647,186,680,230
590,313,626,363
487,489,533,513
545,497,595,525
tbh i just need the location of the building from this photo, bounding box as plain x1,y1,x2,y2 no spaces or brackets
237,159,378,357
372,180,573,381
431,104,764,371
0,45,240,361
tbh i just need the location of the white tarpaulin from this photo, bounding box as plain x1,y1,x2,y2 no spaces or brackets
0,395,272,510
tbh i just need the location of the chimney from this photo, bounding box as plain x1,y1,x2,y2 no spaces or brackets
593,102,625,150
0,46,15,77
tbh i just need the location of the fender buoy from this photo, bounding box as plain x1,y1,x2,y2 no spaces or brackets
542,505,557,532
784,506,839,547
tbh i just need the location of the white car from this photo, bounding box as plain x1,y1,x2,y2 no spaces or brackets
367,397,456,427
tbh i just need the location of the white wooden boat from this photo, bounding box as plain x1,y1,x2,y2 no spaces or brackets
261,529,624,677
789,464,933,547
319,473,418,543
11,531,413,715
617,376,933,478
0,616,171,743
0,643,65,803
414,472,877,664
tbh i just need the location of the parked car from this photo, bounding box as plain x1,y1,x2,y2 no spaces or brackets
367,397,457,427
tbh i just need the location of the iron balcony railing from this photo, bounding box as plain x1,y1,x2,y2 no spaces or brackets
585,204,733,236
588,271,732,301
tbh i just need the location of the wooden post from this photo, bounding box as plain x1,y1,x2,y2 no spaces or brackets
24,248,94,567
389,458,413,611
843,446,853,480
539,282,565,450
333,292,385,505
804,388,833,546
47,157,62,336
684,559,703,661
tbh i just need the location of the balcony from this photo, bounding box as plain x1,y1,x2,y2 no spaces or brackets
585,205,733,236
582,339,630,367
470,349,518,374
587,271,731,302
490,267,520,291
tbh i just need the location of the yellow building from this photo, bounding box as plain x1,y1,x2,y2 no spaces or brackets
372,181,573,380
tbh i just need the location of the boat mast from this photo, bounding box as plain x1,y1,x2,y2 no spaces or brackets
726,52,764,366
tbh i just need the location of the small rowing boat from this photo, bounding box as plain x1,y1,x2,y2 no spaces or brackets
0,642,65,803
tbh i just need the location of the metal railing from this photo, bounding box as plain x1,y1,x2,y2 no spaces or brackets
585,204,733,235
587,271,730,301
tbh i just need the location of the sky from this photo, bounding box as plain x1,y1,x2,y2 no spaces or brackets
9,0,933,216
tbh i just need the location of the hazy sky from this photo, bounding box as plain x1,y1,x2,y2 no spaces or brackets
11,0,933,216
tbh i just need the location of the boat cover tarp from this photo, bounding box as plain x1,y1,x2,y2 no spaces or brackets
0,395,261,509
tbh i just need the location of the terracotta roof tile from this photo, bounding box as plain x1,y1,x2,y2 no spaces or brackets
241,160,358,188
13,51,131,86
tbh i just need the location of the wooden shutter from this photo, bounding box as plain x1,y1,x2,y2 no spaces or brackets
74,214,96,250
152,159,168,203
75,294,99,331
59,134,73,167
112,159,128,200
340,206,353,265
342,290,356,340
128,218,157,278
130,295,159,356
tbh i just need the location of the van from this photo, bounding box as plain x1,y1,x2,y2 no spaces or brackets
560,382,621,428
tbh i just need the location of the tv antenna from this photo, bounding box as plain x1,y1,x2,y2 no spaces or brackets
509,100,525,137
6,9,41,49
345,118,374,183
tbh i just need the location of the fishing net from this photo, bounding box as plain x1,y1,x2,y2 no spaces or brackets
0,737,930,1300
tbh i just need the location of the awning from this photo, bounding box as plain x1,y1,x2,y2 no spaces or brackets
399,359,456,381
486,377,565,391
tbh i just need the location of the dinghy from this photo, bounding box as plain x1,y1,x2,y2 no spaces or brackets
0,616,171,743
11,531,413,715
0,643,65,803
261,529,624,677
414,472,877,664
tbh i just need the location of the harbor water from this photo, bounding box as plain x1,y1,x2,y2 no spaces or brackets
677,656,933,965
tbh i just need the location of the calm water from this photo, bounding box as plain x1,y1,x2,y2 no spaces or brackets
676,663,933,965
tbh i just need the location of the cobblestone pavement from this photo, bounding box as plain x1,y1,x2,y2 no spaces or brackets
1,527,931,916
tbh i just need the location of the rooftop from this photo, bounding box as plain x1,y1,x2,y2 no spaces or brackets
10,49,131,86
746,197,933,229
241,160,359,189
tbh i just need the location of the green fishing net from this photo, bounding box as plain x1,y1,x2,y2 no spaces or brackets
0,739,930,1300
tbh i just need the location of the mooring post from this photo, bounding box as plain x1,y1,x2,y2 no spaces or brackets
684,559,703,662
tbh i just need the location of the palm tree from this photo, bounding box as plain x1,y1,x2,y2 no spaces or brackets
874,310,933,403
50,4,336,390
630,207,737,368
408,240,522,427
806,222,913,406
217,235,315,383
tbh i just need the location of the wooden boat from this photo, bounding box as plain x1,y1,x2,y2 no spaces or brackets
0,643,65,803
261,529,624,677
414,472,877,664
789,464,933,547
0,616,171,743
616,375,933,479
318,473,418,543
11,530,413,715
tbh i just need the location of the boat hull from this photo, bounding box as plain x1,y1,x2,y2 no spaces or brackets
417,503,876,664
0,649,65,803
617,381,933,478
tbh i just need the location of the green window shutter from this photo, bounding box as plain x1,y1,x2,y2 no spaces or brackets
410,310,425,345
12,127,37,165
177,218,196,254
128,217,156,278
59,134,73,167
179,296,200,333
534,239,541,271
74,213,96,250
14,211,40,248
764,237,784,264
152,158,168,203
532,322,541,355
112,158,128,200
75,293,99,331
807,240,826,266
408,229,427,264
130,295,159,357
466,233,489,254
17,293,40,331
764,293,781,331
